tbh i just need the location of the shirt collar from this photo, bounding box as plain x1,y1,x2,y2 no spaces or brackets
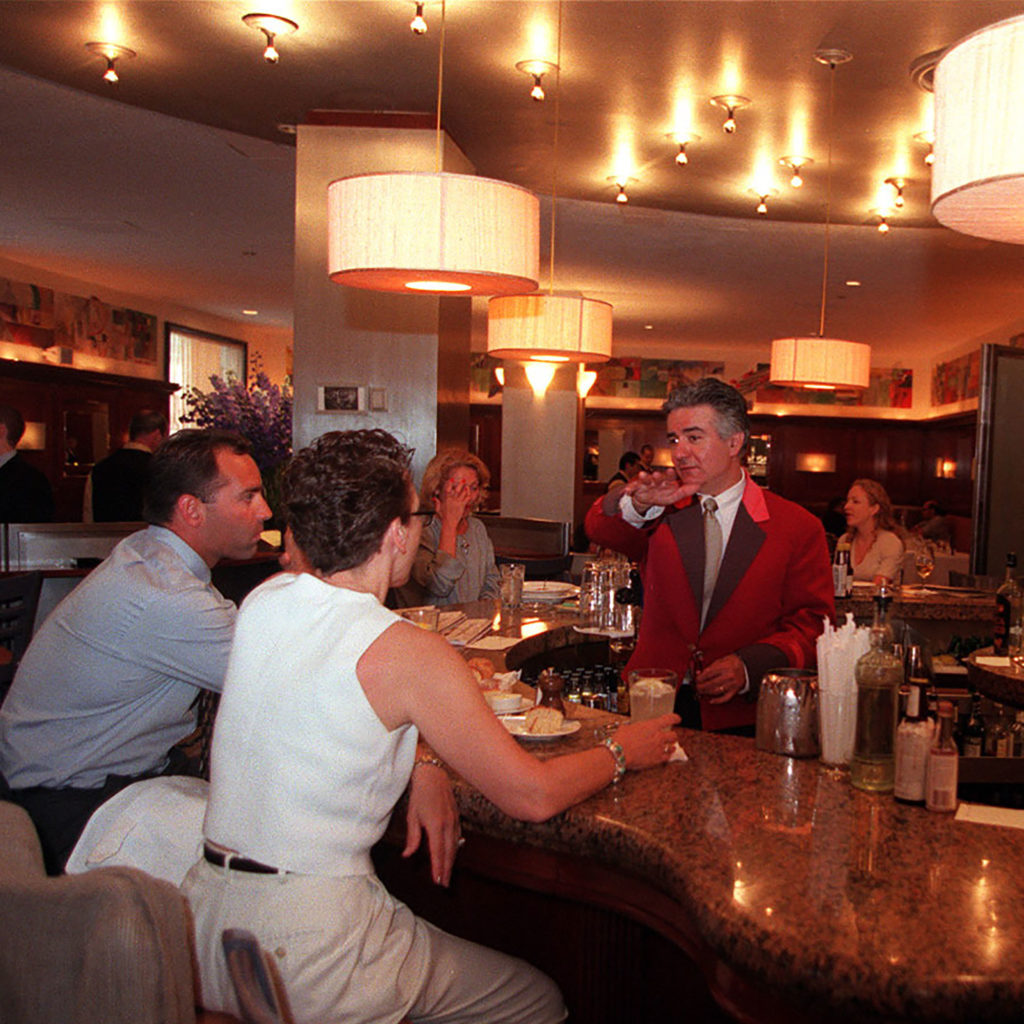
0,449,16,471
145,524,212,583
699,473,745,514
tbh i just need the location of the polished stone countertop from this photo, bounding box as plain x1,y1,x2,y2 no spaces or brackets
452,601,1024,1023
967,648,1024,710
836,584,995,622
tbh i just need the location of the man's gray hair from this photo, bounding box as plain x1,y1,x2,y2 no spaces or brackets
662,377,750,454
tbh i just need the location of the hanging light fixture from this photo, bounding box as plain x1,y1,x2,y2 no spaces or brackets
488,2,613,368
515,59,558,102
884,177,906,208
607,176,636,204
749,188,778,216
242,13,298,64
913,131,935,166
930,13,1024,243
328,0,539,295
780,156,813,187
666,132,700,166
770,49,871,391
85,42,135,84
710,94,750,134
410,2,428,34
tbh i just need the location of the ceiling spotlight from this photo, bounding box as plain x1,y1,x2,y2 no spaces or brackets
515,59,558,102
242,13,298,64
710,94,750,134
748,188,778,216
914,131,935,166
780,156,813,188
410,2,427,34
885,177,906,208
666,133,700,166
85,42,135,84
607,176,637,204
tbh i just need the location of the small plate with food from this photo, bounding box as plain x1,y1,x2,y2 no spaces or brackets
482,690,533,715
501,706,581,741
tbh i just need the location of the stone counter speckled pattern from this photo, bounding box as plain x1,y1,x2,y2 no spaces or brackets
836,586,994,623
451,601,1024,1023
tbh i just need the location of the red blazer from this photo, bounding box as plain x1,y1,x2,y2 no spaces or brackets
585,474,835,731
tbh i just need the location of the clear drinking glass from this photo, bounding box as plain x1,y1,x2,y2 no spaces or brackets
915,544,936,583
628,669,678,721
499,563,524,609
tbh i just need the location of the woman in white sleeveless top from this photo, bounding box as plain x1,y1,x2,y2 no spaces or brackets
183,429,678,1024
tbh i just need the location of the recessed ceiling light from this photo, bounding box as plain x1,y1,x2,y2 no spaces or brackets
845,280,861,287
644,324,654,330
277,123,297,136
242,309,259,316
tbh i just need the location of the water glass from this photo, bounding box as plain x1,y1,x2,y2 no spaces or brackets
401,606,439,631
499,562,524,609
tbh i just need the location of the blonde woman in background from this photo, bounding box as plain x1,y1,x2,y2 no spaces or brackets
842,478,905,584
411,449,501,606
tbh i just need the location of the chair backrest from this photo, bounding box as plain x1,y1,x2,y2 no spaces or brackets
221,929,287,1024
0,571,42,690
479,515,570,560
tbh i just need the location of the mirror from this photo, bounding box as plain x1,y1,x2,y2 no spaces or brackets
62,402,110,474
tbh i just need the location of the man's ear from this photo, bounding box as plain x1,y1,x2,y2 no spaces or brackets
728,432,745,457
175,492,205,529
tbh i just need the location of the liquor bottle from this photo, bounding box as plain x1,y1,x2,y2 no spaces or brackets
961,694,985,758
1010,711,1024,758
894,674,934,804
926,701,959,813
992,553,1021,656
993,710,1012,758
851,590,903,792
832,543,853,598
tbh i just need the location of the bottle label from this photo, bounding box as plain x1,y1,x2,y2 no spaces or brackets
926,752,958,811
894,721,932,801
964,738,982,758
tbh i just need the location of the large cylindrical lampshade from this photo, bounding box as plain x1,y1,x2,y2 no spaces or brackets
486,292,613,363
769,337,871,390
328,171,540,294
932,13,1024,243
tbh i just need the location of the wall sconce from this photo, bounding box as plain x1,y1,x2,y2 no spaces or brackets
607,176,636,204
494,367,505,387
515,59,558,101
524,361,556,395
884,177,906,208
795,452,837,473
19,422,46,450
779,156,813,187
666,132,700,166
935,457,957,479
577,367,597,397
242,13,299,64
85,42,135,84
913,131,935,166
749,188,778,216
710,94,750,134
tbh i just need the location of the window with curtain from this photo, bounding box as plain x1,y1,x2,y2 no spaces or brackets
166,324,247,433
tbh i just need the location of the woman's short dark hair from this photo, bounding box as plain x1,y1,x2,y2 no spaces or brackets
144,429,253,525
284,429,414,574
662,377,750,454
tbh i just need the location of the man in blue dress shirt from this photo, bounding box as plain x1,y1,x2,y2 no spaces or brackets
0,428,271,872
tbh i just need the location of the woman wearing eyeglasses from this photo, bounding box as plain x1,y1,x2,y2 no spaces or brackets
410,449,501,606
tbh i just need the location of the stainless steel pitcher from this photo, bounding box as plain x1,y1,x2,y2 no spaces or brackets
756,668,820,758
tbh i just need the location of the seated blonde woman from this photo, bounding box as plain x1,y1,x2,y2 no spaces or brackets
841,478,905,584
410,448,501,606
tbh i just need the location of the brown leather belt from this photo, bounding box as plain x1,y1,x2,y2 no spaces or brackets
203,844,286,874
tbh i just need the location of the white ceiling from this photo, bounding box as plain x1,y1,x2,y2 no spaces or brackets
2,1,1024,367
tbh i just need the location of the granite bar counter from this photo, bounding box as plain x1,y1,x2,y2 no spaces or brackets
379,601,1024,1024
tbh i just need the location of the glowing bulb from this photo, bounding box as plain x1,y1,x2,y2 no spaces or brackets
410,3,427,34
577,368,598,398
103,58,118,83
616,185,628,204
494,367,505,386
790,171,803,187
263,39,279,63
675,143,688,166
757,197,768,215
404,280,472,292
723,114,737,134
243,14,298,65
925,149,935,166
878,218,890,234
525,361,556,395
530,75,545,101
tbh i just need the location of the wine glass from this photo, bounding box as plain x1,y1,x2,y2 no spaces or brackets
915,543,936,583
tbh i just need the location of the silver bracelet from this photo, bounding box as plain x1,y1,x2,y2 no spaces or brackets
602,738,627,784
414,754,444,771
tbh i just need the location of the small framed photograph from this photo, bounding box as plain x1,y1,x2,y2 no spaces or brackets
317,384,365,413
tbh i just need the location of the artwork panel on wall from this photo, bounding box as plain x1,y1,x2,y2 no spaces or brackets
751,364,912,409
0,276,159,378
932,349,980,406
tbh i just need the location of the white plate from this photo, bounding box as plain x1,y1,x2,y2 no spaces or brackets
501,717,582,741
572,624,634,639
521,582,579,603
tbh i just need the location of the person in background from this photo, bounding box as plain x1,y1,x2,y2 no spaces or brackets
85,408,168,522
407,449,500,606
639,442,655,473
0,402,54,522
912,498,953,551
0,429,270,873
841,478,905,583
182,428,678,1024
606,450,642,493
586,377,833,733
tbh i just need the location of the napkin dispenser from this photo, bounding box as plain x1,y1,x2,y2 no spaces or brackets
756,668,819,758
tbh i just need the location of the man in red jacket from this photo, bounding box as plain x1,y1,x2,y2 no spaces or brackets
586,378,834,732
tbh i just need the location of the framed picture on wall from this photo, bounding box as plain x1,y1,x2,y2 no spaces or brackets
317,384,366,413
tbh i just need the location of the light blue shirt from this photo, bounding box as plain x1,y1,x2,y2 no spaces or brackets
0,526,237,789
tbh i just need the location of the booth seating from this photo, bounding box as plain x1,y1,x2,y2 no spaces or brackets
0,798,240,1024
479,514,571,580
